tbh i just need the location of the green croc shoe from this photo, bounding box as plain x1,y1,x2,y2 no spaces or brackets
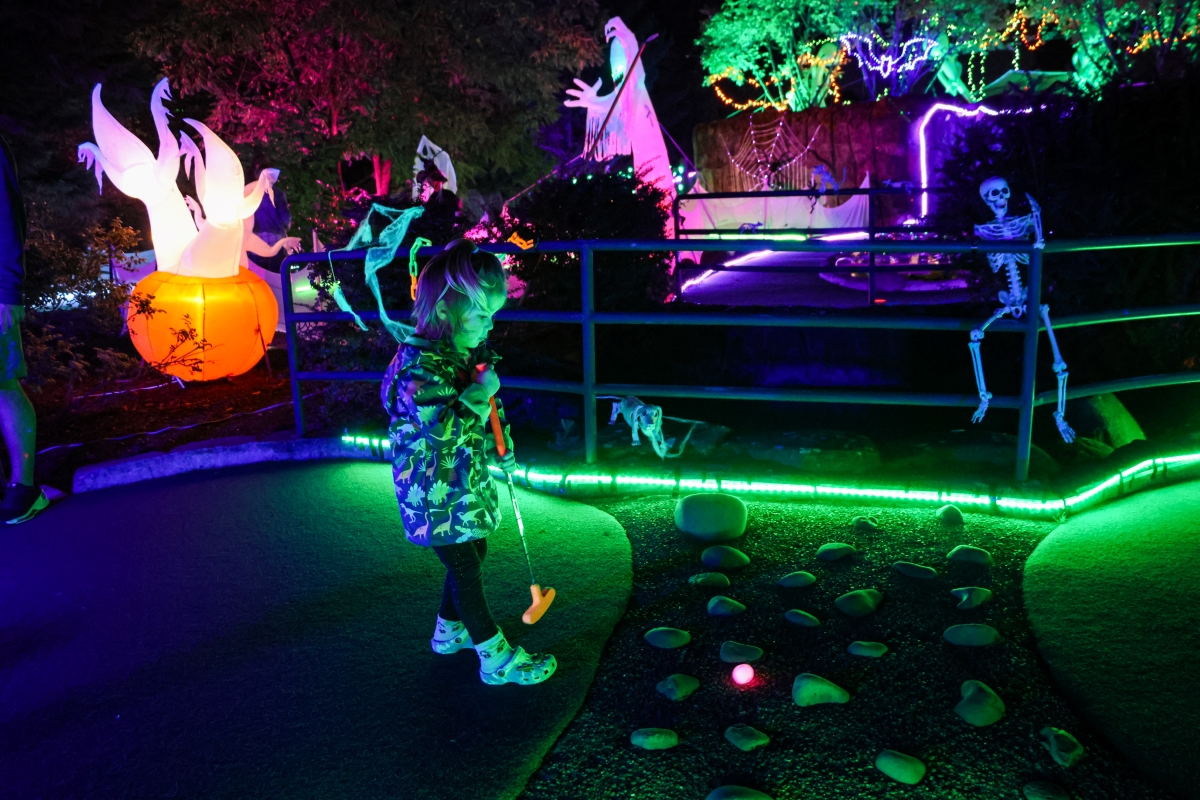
479,646,557,686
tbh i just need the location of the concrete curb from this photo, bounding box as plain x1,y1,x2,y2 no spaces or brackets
71,437,386,494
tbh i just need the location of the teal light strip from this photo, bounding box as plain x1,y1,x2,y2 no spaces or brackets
342,436,1200,520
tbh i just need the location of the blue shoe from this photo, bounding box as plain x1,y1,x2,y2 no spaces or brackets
479,646,557,686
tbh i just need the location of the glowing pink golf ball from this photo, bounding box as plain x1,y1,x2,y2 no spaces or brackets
732,664,754,685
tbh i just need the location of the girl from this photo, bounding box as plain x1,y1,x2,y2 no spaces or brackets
381,238,556,686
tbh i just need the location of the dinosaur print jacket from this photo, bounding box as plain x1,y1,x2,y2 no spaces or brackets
381,335,510,547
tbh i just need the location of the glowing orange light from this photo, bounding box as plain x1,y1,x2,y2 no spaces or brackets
732,664,755,685
127,268,278,381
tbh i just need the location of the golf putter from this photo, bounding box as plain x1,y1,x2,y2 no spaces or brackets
485,393,556,625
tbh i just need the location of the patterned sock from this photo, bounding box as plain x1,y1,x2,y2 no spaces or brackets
474,629,512,673
433,616,465,642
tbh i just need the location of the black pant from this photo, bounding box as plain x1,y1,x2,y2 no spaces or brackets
433,538,499,643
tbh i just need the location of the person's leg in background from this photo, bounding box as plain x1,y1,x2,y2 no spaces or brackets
0,304,44,524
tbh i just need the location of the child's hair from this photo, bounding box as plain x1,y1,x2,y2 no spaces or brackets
413,239,506,340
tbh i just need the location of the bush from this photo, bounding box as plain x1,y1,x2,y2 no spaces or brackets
501,169,671,311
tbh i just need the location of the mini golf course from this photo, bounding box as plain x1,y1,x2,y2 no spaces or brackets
2,456,1196,799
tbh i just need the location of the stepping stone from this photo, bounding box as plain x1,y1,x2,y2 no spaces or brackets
875,750,926,785
644,627,691,649
656,673,700,701
676,493,747,541
690,572,731,588
893,561,937,579
705,787,773,800
630,727,678,750
816,542,856,561
937,504,965,525
777,570,816,588
792,673,850,706
955,680,1005,726
835,588,882,617
944,623,999,646
725,724,770,751
951,586,993,609
720,641,763,663
702,545,750,569
1041,727,1086,767
1023,781,1070,800
785,609,820,627
947,544,993,565
708,595,746,617
853,515,879,531
847,641,888,658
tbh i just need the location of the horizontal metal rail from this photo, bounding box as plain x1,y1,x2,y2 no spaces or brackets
280,231,1200,484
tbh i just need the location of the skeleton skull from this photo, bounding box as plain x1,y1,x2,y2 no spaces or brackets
979,177,1011,218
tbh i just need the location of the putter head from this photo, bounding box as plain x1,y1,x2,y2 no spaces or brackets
522,584,556,625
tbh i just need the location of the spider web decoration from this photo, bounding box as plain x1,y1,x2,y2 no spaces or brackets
723,115,821,191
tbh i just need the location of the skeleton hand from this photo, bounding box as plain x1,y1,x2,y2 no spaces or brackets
279,236,302,255
564,78,605,112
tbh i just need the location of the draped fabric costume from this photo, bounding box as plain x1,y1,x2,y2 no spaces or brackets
382,336,510,547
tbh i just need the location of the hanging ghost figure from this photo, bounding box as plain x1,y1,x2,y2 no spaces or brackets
563,17,675,201
969,177,1075,443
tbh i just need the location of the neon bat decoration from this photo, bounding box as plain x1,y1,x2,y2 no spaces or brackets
839,33,938,79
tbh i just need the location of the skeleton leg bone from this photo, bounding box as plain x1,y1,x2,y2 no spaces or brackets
1040,304,1075,443
969,306,1017,424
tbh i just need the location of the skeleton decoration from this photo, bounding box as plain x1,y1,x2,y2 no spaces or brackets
970,177,1075,443
605,396,701,459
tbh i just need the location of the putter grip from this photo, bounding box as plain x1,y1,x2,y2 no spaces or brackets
488,398,506,457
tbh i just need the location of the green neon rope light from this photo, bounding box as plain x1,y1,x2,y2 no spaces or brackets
341,435,1200,520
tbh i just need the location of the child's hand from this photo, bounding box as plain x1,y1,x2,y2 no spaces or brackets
498,449,518,475
473,365,500,398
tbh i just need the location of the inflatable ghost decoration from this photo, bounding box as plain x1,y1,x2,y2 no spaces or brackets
564,17,674,201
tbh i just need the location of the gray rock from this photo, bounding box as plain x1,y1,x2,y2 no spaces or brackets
720,641,763,663
785,609,820,627
690,572,731,588
874,750,926,785
944,623,999,646
792,673,850,706
708,595,747,617
1041,727,1086,767
725,724,770,751
1066,392,1145,448
630,727,678,750
705,787,773,800
777,570,816,588
725,429,881,475
893,561,937,579
835,588,882,617
702,545,751,570
853,515,880,531
847,641,888,658
686,422,733,456
951,586,993,609
1023,780,1070,800
889,429,1060,480
644,627,691,649
937,504,965,525
947,544,993,565
817,542,856,561
955,680,1005,726
675,493,748,541
656,673,700,701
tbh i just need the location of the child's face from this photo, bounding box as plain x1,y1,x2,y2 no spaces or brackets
450,290,506,352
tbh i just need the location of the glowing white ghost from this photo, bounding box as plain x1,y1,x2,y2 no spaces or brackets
564,17,675,200
79,80,293,279
78,79,197,273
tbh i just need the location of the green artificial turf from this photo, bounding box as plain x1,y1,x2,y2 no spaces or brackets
0,461,631,799
1025,479,1200,800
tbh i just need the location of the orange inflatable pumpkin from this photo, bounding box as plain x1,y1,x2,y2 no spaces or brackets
127,268,279,381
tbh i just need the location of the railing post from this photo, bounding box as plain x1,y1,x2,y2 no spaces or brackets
1015,246,1043,482
867,189,876,305
581,244,597,464
280,254,305,436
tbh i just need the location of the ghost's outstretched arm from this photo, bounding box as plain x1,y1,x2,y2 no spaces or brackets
240,168,279,219
564,77,610,113
77,142,113,191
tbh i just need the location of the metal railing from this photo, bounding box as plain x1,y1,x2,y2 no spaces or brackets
280,233,1200,482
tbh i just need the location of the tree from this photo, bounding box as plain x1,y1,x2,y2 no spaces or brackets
133,0,601,230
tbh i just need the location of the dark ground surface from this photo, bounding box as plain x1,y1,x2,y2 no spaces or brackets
518,496,1181,800
0,461,631,800
1026,481,1200,800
